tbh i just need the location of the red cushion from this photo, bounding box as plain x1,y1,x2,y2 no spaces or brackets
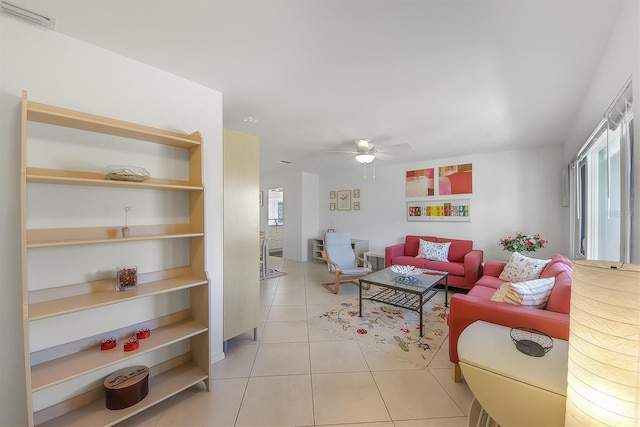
467,285,496,299
541,254,573,276
392,256,426,268
540,261,572,279
474,275,504,290
543,263,573,314
425,260,465,276
436,237,473,263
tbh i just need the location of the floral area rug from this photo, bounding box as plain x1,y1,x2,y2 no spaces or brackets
309,294,448,368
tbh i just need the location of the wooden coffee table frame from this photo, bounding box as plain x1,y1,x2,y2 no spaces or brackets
358,268,448,337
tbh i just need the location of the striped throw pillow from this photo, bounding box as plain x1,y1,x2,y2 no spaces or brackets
490,277,556,309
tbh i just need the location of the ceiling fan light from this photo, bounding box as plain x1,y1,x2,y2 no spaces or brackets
355,154,375,164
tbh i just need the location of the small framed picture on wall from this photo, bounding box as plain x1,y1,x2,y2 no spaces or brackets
354,202,361,211
330,202,336,211
336,190,351,211
353,189,360,198
330,191,336,199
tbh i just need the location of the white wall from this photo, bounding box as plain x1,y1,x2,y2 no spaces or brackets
0,16,224,426
564,0,639,161
319,146,566,263
260,171,320,262
563,0,640,263
301,172,320,260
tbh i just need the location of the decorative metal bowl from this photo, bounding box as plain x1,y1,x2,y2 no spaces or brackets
510,327,553,357
390,265,424,276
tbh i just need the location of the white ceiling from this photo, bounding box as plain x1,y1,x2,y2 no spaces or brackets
14,0,624,174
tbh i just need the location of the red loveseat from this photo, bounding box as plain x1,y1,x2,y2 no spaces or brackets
384,235,483,289
448,253,573,382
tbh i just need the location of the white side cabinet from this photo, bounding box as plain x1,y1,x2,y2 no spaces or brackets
21,92,210,426
267,225,283,256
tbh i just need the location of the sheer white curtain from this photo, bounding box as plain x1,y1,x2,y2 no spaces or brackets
570,79,634,262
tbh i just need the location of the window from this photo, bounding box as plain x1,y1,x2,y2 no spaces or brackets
267,187,284,226
571,80,634,262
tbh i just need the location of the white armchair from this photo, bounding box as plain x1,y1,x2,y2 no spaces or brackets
321,232,372,293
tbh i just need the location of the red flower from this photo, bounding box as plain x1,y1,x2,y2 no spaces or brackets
356,328,368,335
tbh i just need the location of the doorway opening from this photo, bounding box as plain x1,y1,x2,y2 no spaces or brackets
267,188,283,257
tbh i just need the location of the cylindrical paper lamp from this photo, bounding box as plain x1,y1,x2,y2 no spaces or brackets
566,260,640,426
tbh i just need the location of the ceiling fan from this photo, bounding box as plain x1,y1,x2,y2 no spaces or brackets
330,139,411,164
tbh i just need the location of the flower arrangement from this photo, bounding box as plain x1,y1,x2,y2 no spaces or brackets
499,232,547,252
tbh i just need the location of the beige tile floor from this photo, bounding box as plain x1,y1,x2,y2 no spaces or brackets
118,258,474,427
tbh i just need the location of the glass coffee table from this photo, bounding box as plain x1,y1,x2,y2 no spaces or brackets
358,267,448,337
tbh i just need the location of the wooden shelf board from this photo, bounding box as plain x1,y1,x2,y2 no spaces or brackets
28,232,204,248
27,101,201,148
37,362,208,427
27,224,203,248
29,276,208,321
32,319,207,391
27,168,203,191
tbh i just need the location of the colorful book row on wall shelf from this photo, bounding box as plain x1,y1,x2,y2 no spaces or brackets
407,199,471,222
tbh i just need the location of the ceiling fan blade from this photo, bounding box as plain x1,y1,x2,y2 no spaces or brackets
376,143,411,153
324,150,358,154
375,152,393,161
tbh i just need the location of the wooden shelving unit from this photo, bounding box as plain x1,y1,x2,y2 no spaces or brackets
31,319,207,391
311,237,325,262
20,91,210,426
38,363,207,427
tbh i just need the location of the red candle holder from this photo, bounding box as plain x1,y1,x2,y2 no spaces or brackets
100,337,117,350
136,328,151,339
123,338,139,352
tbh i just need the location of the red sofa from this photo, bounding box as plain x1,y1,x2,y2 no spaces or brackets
448,253,573,381
385,235,483,289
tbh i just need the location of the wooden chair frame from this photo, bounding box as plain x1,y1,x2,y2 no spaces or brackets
321,247,372,294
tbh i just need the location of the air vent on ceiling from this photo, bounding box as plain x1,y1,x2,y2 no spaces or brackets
1,0,56,30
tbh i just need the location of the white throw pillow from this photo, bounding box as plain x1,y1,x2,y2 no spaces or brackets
416,239,451,262
490,277,556,309
498,252,550,282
